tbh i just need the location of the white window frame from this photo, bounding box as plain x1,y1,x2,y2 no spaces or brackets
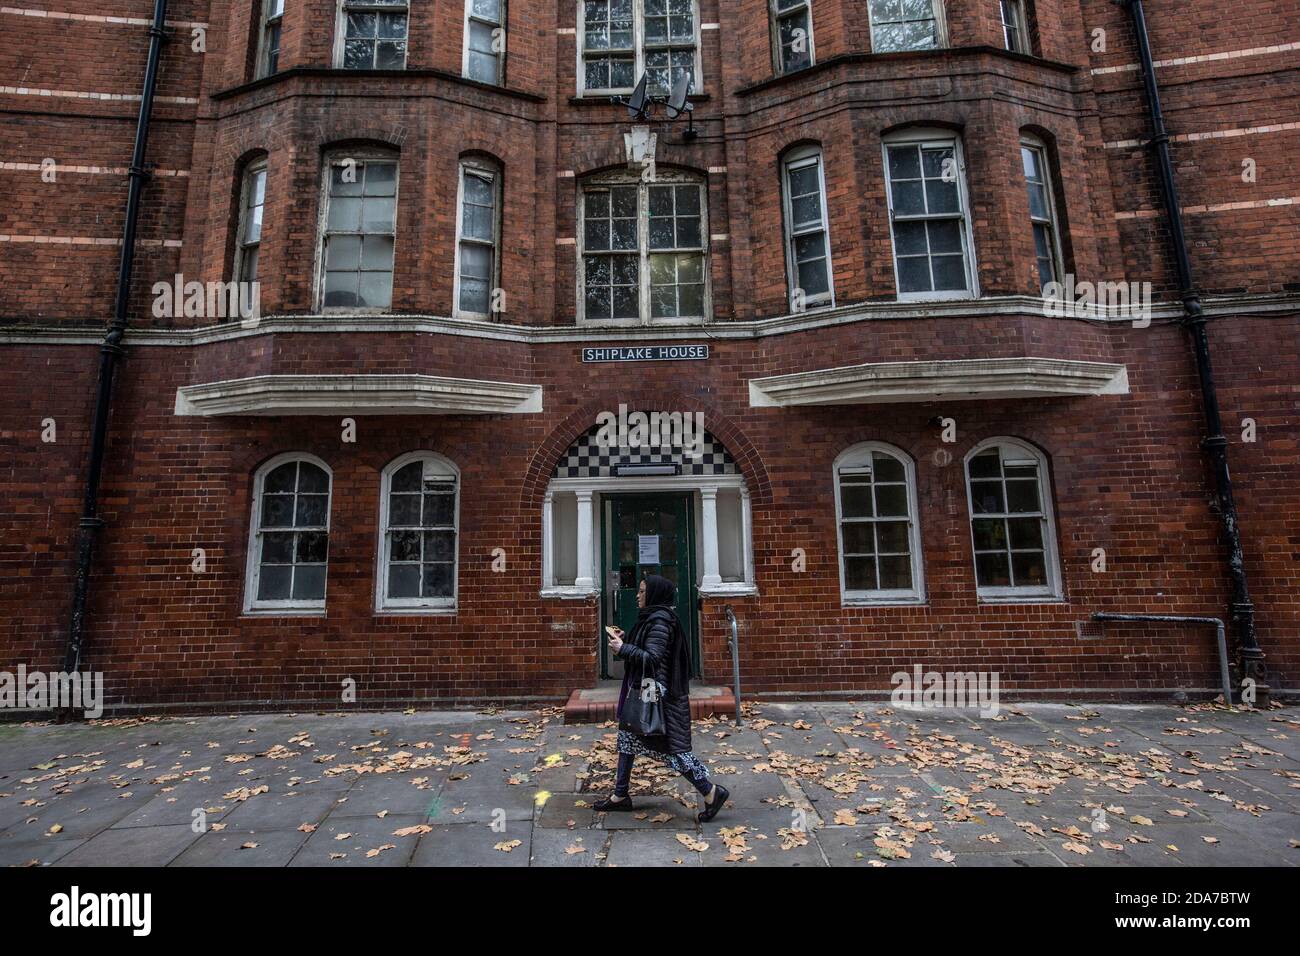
770,0,816,74
257,0,285,78
781,145,834,310
866,0,947,53
333,0,410,70
234,160,267,286
1000,0,1029,54
453,157,502,319
833,442,925,606
882,128,978,302
576,169,711,326
376,451,461,613
964,437,1062,602
463,0,506,84
1020,134,1063,292
244,452,332,615
576,0,703,98
314,148,399,313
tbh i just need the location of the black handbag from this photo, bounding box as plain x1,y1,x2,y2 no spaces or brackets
619,655,666,737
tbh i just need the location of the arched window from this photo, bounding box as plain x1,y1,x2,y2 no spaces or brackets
578,169,709,324
455,156,501,318
234,158,267,285
770,0,814,73
882,127,977,300
964,438,1061,599
834,443,924,603
781,144,834,310
377,453,460,610
245,454,332,612
317,148,398,311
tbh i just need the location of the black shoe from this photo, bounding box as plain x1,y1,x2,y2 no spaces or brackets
697,784,729,823
593,794,635,812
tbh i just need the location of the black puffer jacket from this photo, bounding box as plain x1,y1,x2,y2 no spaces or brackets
617,607,693,754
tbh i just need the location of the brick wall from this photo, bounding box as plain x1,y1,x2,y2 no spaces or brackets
1,0,1297,708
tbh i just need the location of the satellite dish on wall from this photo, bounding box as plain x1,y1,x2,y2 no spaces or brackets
666,73,693,117
625,74,649,121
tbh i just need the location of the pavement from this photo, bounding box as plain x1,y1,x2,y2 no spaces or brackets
0,700,1296,867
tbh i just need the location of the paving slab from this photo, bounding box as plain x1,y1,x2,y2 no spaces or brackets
0,701,1293,867
54,823,200,867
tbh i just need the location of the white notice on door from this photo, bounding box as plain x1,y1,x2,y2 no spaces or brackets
638,534,660,565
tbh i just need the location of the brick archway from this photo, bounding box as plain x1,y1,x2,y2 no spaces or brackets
520,390,771,513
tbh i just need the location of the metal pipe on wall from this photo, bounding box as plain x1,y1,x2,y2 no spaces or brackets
1120,0,1267,697
62,0,170,705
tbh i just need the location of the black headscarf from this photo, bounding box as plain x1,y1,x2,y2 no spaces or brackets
628,573,679,646
640,573,677,615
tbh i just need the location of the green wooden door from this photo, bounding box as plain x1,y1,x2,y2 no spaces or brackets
601,493,698,679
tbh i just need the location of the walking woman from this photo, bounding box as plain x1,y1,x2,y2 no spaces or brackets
594,573,730,822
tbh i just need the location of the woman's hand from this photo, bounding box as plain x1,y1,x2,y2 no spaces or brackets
607,627,624,656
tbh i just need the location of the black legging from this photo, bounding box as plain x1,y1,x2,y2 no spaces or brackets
613,752,712,798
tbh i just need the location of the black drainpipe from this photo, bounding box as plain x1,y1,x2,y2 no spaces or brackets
61,0,170,702
1120,0,1267,695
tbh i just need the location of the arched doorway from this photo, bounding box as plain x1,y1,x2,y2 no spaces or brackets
540,411,755,679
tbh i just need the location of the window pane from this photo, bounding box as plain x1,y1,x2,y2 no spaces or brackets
844,556,877,591
895,253,931,293
261,532,294,564
840,479,874,518
797,256,829,298
265,462,297,493
258,564,292,600
296,531,329,563
423,492,455,526
390,493,421,526
875,521,910,554
874,484,908,517
1005,479,1041,513
423,530,456,561
1007,517,1043,550
361,235,395,270
324,271,360,307
365,163,398,195
358,270,392,309
931,254,968,291
872,453,905,482
388,563,420,598
975,551,1011,588
422,563,455,598
291,564,326,600
261,494,294,528
970,480,1005,514
295,494,328,527
878,555,913,590
841,522,875,554
969,450,1001,478
972,518,1006,551
1011,551,1047,587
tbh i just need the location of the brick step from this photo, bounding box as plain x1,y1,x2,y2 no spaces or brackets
564,684,736,724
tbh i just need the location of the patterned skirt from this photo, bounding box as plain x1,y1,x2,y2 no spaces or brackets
616,729,711,780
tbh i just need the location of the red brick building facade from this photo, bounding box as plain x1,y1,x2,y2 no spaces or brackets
1,0,1296,710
